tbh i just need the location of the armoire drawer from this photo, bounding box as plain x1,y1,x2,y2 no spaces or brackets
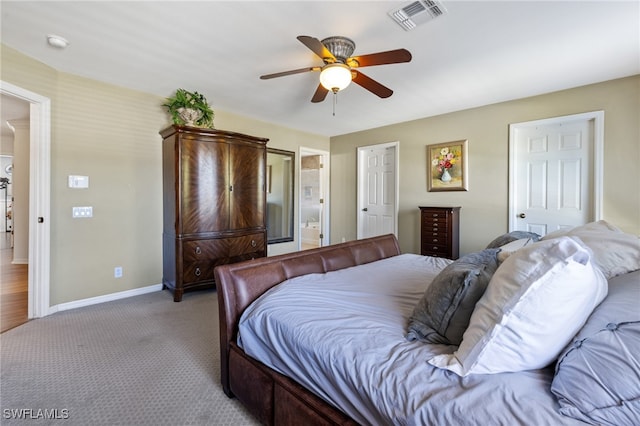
423,234,449,246
422,244,450,257
183,239,227,262
422,222,450,233
422,209,450,219
423,219,450,229
227,233,265,257
182,260,215,284
423,252,449,259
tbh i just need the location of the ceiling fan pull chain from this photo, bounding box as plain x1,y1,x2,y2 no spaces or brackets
332,92,337,116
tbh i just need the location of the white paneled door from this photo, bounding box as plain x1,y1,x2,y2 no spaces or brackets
357,142,398,239
509,112,603,236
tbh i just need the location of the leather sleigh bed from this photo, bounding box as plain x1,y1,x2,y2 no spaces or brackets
215,234,399,425
214,225,640,426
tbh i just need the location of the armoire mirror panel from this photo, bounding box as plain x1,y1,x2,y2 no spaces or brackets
266,148,295,244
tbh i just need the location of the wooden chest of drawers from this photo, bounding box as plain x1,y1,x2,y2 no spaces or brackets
419,206,461,260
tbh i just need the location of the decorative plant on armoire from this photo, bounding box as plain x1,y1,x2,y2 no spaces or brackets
163,88,215,128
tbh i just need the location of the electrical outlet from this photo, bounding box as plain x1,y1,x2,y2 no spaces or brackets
114,266,123,278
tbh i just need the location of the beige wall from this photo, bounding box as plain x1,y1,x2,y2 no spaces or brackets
1,45,329,306
330,75,640,255
1,132,15,156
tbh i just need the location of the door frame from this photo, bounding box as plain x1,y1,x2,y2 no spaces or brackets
508,111,604,232
1,81,51,319
299,147,330,249
356,141,399,239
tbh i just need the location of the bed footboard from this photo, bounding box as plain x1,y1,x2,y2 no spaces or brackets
214,234,401,424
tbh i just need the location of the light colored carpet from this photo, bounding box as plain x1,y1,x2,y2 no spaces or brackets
0,289,260,425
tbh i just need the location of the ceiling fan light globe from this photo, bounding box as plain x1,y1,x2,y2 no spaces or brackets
319,64,352,92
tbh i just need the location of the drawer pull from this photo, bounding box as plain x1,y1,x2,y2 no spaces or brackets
432,246,439,250
433,218,439,222
432,239,439,242
194,267,201,277
251,239,257,248
432,213,438,217
195,246,202,255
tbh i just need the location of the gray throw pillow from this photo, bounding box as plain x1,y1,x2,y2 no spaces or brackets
485,231,540,249
406,249,500,345
551,270,640,426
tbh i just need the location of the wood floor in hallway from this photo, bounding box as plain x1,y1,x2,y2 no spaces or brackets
1,233,28,333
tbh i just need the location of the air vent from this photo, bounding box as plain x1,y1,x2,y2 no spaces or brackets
388,0,447,31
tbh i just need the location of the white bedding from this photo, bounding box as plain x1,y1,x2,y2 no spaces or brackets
238,254,586,426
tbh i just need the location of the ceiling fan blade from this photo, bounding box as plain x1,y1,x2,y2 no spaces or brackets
349,49,412,68
311,84,329,103
260,67,320,80
297,35,336,62
352,71,393,98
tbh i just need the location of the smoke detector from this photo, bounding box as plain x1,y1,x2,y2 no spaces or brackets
47,34,69,49
388,0,447,31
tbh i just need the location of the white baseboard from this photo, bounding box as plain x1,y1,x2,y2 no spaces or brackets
12,258,28,265
52,283,163,313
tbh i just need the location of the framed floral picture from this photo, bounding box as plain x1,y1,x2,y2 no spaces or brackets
427,140,468,192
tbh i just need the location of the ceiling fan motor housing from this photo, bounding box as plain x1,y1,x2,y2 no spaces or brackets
321,36,355,63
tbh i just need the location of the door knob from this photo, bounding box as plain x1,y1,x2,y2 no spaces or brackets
518,213,526,219
362,208,368,212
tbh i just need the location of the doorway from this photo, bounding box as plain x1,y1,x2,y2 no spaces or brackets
508,111,603,235
299,148,330,250
0,152,28,332
356,141,399,239
0,81,51,321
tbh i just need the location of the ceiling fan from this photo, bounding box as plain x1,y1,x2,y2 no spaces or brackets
260,35,412,103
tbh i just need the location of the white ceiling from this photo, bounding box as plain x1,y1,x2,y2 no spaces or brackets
1,1,639,137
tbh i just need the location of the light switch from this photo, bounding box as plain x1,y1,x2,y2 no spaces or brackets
68,175,89,188
72,206,93,218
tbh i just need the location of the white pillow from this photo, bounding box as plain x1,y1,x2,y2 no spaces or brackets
428,237,608,376
541,220,640,279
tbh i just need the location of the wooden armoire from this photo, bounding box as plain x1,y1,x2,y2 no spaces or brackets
161,125,268,301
